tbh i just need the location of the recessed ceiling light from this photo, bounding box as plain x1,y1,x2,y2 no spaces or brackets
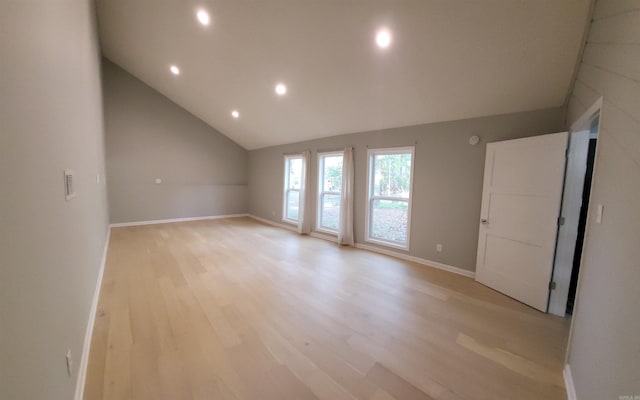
275,83,287,96
170,65,180,75
196,9,210,26
231,110,239,119
375,29,392,48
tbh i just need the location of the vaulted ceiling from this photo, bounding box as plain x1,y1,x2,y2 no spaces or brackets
96,0,590,150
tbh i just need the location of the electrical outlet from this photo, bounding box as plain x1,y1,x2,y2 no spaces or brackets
436,243,443,252
64,170,76,201
595,204,604,224
272,210,276,217
155,178,162,184
65,349,73,377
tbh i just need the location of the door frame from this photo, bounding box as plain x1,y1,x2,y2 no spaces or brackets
548,122,596,316
563,97,602,361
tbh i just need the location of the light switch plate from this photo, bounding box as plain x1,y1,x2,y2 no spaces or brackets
595,204,604,224
64,170,76,201
65,349,72,377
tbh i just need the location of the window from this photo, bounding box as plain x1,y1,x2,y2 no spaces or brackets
366,147,414,249
283,155,303,222
317,152,343,233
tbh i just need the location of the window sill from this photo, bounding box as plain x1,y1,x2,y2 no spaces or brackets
315,227,338,236
364,237,409,251
282,219,298,226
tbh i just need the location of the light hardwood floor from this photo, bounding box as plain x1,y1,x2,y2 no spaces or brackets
84,217,571,400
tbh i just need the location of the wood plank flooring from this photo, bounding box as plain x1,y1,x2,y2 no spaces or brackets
84,217,571,400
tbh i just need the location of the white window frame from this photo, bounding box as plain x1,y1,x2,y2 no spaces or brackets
316,151,344,234
283,154,303,224
365,146,415,250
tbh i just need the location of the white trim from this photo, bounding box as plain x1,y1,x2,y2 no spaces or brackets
282,188,300,225
250,215,340,242
563,364,577,400
249,214,298,232
248,214,474,278
74,227,111,400
355,243,475,278
570,96,602,132
74,214,472,399
565,98,603,362
315,226,339,236
364,146,415,251
283,154,303,224
310,231,340,243
109,213,248,228
317,151,344,233
550,101,601,317
365,236,411,251
75,214,250,398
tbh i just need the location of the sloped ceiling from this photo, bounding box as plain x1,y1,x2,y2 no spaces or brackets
96,0,590,150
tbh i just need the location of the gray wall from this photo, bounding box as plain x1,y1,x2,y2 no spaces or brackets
564,1,640,398
103,59,248,223
248,108,565,272
0,1,110,399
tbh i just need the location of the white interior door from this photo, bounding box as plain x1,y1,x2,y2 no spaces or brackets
476,132,568,312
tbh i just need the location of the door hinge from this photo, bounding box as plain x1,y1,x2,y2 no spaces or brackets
558,216,565,226
549,281,556,290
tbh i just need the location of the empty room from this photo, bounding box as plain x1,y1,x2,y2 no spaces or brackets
1,1,639,400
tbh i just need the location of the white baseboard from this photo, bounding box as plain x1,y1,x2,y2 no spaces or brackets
73,214,472,399
74,214,248,398
309,231,339,243
248,214,474,279
564,364,577,400
74,227,111,400
248,214,298,232
109,213,248,228
354,243,475,278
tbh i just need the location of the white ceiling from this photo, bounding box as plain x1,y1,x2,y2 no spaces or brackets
97,0,590,150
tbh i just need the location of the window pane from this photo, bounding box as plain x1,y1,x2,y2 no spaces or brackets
286,190,299,221
370,199,408,244
322,155,343,192
320,193,340,231
372,153,412,198
288,158,302,189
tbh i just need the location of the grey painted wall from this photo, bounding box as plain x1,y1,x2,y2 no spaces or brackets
248,108,565,272
564,1,640,398
0,1,110,399
103,59,248,223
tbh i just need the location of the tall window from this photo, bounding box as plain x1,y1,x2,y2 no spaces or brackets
317,152,343,233
283,155,303,222
366,147,414,249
